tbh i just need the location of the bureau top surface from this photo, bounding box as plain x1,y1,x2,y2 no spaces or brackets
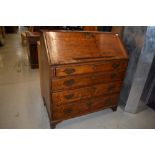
43,31,128,65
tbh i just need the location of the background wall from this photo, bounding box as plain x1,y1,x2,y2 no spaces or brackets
119,26,155,113
119,26,147,106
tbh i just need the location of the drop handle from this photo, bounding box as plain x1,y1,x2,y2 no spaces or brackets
64,93,74,100
63,109,72,114
112,63,120,69
64,68,75,75
63,79,75,86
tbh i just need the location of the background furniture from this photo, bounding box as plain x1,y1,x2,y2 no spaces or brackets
21,26,33,45
26,31,40,68
4,26,18,33
39,31,128,128
25,26,62,68
0,26,5,46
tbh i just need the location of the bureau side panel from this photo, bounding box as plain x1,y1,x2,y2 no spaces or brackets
40,34,52,119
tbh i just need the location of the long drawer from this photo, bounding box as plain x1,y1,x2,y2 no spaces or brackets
52,81,122,105
54,60,127,77
52,71,125,91
52,93,119,120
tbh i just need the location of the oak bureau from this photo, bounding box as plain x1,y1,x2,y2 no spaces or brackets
38,31,128,128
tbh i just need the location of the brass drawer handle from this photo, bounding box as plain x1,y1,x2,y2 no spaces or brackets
64,68,75,75
63,79,75,86
63,108,72,114
64,93,74,100
112,63,120,69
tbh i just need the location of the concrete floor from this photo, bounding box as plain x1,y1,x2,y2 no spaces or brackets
0,32,155,129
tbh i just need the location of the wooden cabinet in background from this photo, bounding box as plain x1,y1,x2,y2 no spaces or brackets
5,26,18,33
39,31,128,128
0,26,5,46
26,31,40,68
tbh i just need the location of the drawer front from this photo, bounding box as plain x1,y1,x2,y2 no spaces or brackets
52,81,122,105
55,60,127,77
52,94,119,120
52,71,125,91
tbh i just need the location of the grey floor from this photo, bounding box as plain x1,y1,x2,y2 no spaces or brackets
0,32,155,129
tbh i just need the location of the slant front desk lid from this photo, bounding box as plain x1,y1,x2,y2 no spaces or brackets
43,31,128,65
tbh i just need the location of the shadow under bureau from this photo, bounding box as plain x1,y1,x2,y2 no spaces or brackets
38,31,128,128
